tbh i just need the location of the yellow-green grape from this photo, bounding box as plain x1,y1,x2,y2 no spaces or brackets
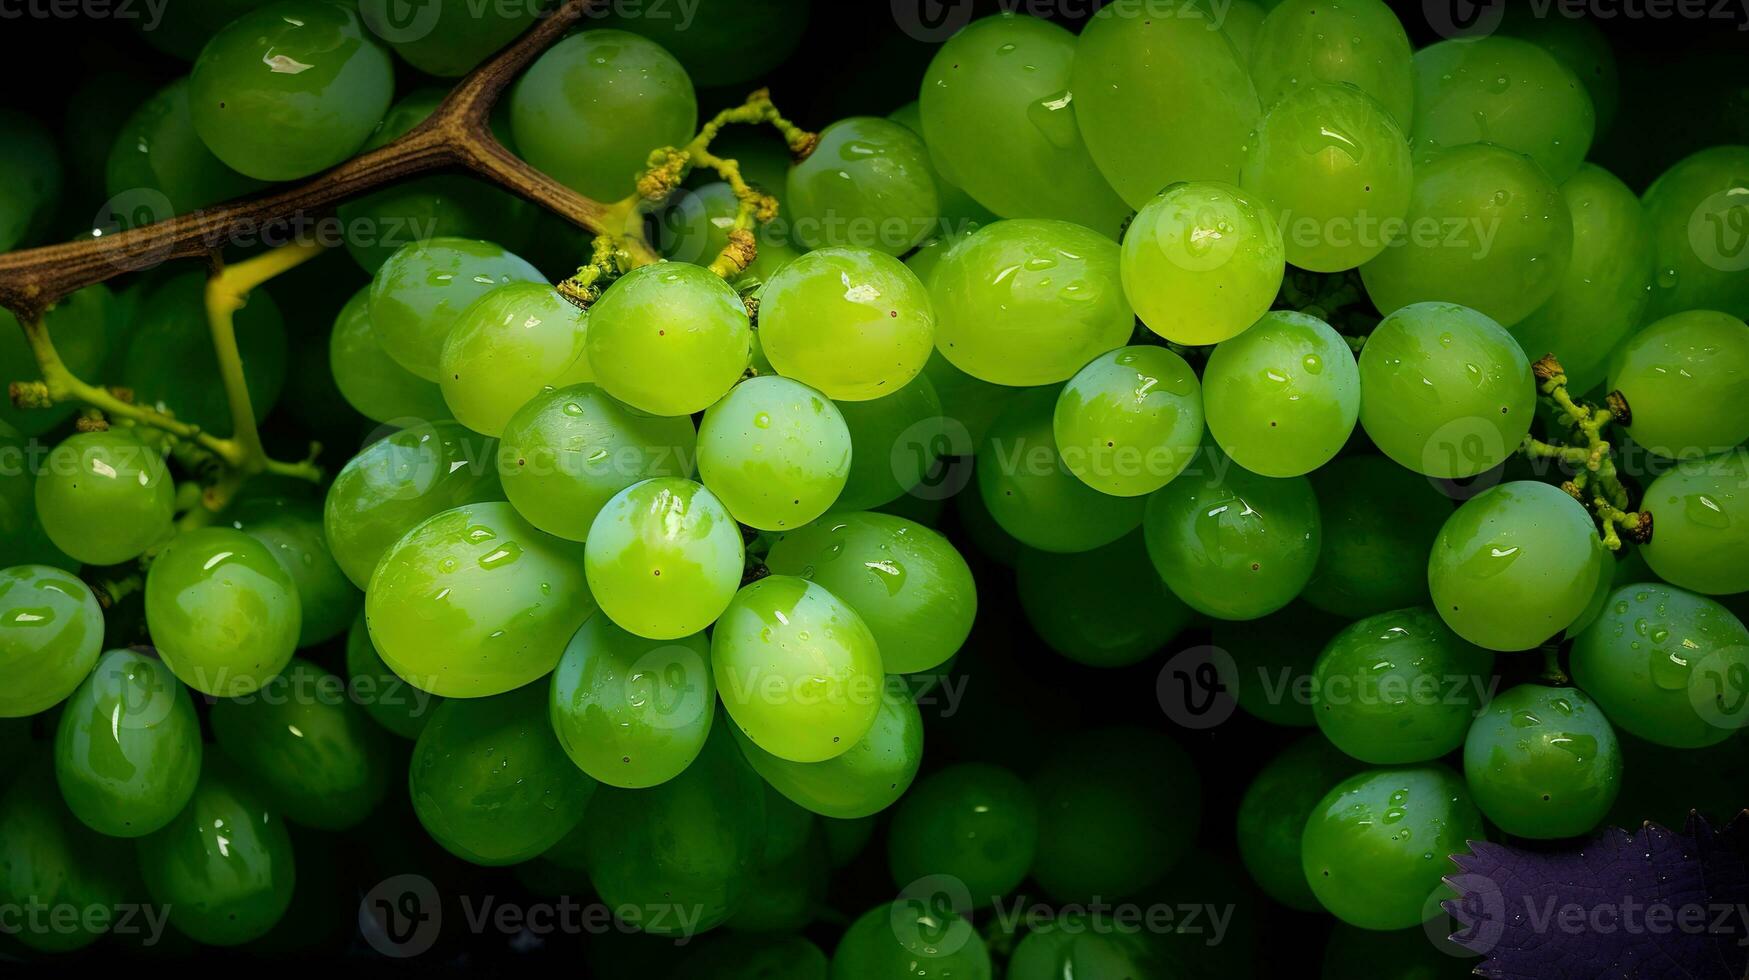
1071,0,1261,207
886,763,1037,911
1239,82,1414,272
1411,37,1595,184
583,478,744,640
344,611,437,740
549,614,716,789
1248,0,1414,128
1359,143,1574,327
887,100,998,234
228,495,360,648
1608,310,1749,459
438,281,593,437
1016,533,1193,668
328,286,449,423
833,373,944,511
1236,735,1361,910
697,376,851,531
830,901,992,980
1640,449,1749,595
0,762,133,953
34,428,173,566
1053,345,1204,497
0,565,103,718
1356,302,1535,479
53,649,202,837
357,0,537,76
766,511,976,675
585,262,753,416
787,116,940,255
145,527,301,698
105,78,265,218
367,501,593,698
0,285,114,437
977,388,1146,554
758,247,935,401
1463,683,1622,839
368,237,545,381
1641,146,1749,320
1121,181,1286,346
729,682,923,818
1303,455,1453,619
1203,311,1361,478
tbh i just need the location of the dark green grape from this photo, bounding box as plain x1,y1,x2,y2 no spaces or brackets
1303,455,1451,619
1005,910,1174,980
824,815,876,869
832,373,944,511
1411,37,1595,183
731,682,923,819
978,388,1146,554
831,901,991,980
367,237,544,382
598,0,809,88
328,286,450,423
105,78,265,220
730,812,827,934
1641,146,1749,320
1249,0,1414,128
145,527,300,697
228,496,359,647
0,427,75,572
0,762,133,953
1,285,118,437
1214,601,1349,728
358,0,539,76
1463,683,1621,839
887,763,1037,910
344,610,437,739
1236,734,1361,909
0,108,60,252
1501,8,1619,135
0,565,104,718
1017,533,1192,668
675,933,829,980
787,117,940,255
123,268,286,437
34,428,174,566
1640,449,1749,595
138,0,272,59
922,349,1026,452
1608,310,1749,459
54,649,202,837
1053,345,1204,498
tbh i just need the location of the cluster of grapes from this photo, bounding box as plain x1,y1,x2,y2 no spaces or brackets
1,0,1748,975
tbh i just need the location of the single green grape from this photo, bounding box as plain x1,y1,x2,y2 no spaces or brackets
1411,37,1595,184
1607,310,1749,459
499,383,697,542
583,478,744,640
1641,146,1749,321
0,565,103,717
887,763,1037,910
1502,9,1620,136
123,268,285,436
657,181,802,284
0,109,60,252
1239,82,1414,272
1016,533,1193,668
697,376,851,530
766,511,976,675
677,933,829,980
978,388,1146,553
0,285,115,437
1572,582,1749,749
34,428,174,566
53,649,199,838
1640,449,1749,595
833,373,944,511
1214,601,1349,727
1071,0,1261,207
329,285,450,423
105,78,265,219
1428,481,1609,651
887,100,998,234
918,13,1129,234
145,528,300,698
1359,143,1574,327
787,116,940,255
1248,0,1414,128
187,0,393,181
1301,764,1486,930
367,501,592,698
1312,607,1495,764
585,262,753,416
1303,455,1452,619
358,0,538,76
1204,311,1361,477
1142,451,1322,620
730,684,923,819
830,901,992,980
367,237,545,382
510,29,697,202
549,614,716,789
410,683,596,865
1235,735,1361,910
439,281,593,437
0,762,133,953
1463,683,1621,838
344,610,438,740
137,761,296,945
228,496,360,648
759,247,935,401
1053,345,1204,497
1122,181,1286,346
1357,302,1535,478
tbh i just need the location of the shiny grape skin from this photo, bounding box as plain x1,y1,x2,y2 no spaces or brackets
0,761,134,953
144,527,301,698
1639,449,1749,595
0,565,104,718
730,684,923,820
886,762,1038,911
1463,683,1622,839
54,649,202,838
830,900,992,980
1236,734,1362,910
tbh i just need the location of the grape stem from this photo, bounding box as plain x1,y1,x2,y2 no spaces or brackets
1521,354,1651,550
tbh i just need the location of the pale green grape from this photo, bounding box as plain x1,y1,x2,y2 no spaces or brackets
329,286,449,423
367,237,544,382
1463,683,1622,838
1249,0,1414,128
1122,181,1286,346
358,0,538,76
54,649,201,837
1236,735,1360,909
585,262,753,416
1053,345,1204,497
0,762,132,953
344,611,437,740
228,496,359,648
1204,311,1361,477
729,683,922,818
1412,37,1594,184
978,388,1146,553
788,116,939,255
1608,310,1749,459
105,78,264,218
887,100,998,233
0,285,115,437
439,281,593,437
758,247,934,401
1303,455,1452,618
0,109,60,252
1641,146,1749,320
697,376,850,530
145,528,300,698
833,373,944,511
34,429,173,566
0,565,103,717
831,902,991,980
1641,449,1749,595
583,478,744,639
1017,533,1192,668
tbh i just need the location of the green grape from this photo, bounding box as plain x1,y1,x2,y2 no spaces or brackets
730,683,922,818
1121,181,1286,346
1071,0,1261,207
1411,37,1595,183
139,535,295,696
358,0,538,76
1248,0,1414,128
0,762,132,953
344,610,437,739
1301,764,1485,930
1236,734,1361,909
499,383,697,542
0,429,75,572
1571,583,1749,749
510,29,697,202
830,901,992,980
1607,310,1749,459
328,285,450,424
438,281,593,437
1053,345,1204,497
1502,10,1620,136
54,649,200,838
677,933,829,980
712,575,882,763
137,762,296,945
1428,481,1610,651
886,763,1036,909
34,429,174,566
1462,683,1621,839
105,78,265,219
833,374,944,511
0,565,103,717
657,181,802,284
1005,913,1177,979
1640,449,1749,595
0,286,116,437
367,501,592,698
228,496,360,647
923,349,1022,449
1142,452,1322,620
1030,728,1199,902
1214,601,1348,727
931,219,1133,386
1312,607,1494,764
696,376,851,530
759,247,935,401
585,262,753,416
1219,0,1268,61
1303,455,1452,619
978,389,1146,553
1359,143,1574,327
0,109,59,252
549,614,715,788
1356,302,1535,478
887,101,998,234
1017,533,1192,668
1509,164,1655,394
918,14,1128,233
1239,82,1414,272
582,720,763,934
583,478,744,639
123,268,285,436
367,237,544,382
787,116,939,255
410,683,596,864
1641,146,1749,320
322,419,501,588
188,0,393,181
766,511,975,675
1320,923,1476,980
1204,311,1361,477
